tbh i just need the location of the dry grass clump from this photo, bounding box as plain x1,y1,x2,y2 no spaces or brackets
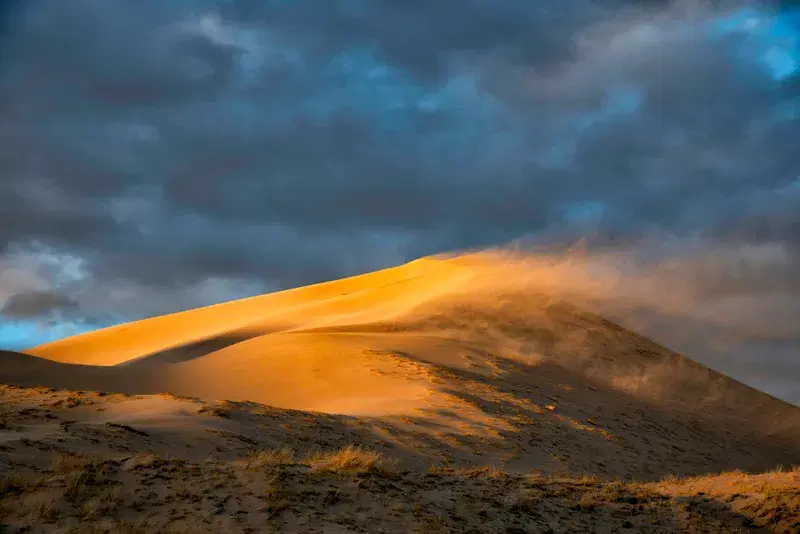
76,485,123,520
45,453,114,510
244,447,295,470
51,453,101,502
30,497,61,523
52,452,91,474
305,445,396,475
427,465,515,482
572,490,605,511
64,462,103,502
765,464,800,475
239,445,397,476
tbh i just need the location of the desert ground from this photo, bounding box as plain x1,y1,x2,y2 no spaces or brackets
1,253,798,532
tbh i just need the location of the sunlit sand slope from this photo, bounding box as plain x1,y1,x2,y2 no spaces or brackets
28,257,471,366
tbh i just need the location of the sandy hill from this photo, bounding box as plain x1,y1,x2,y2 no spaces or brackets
4,252,799,475
1,252,798,532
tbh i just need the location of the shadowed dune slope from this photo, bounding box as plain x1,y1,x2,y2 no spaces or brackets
2,253,799,478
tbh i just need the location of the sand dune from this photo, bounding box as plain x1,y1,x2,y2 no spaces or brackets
0,253,796,479
2,253,799,531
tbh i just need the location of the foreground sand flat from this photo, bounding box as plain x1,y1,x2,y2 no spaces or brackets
0,385,797,533
1,254,798,531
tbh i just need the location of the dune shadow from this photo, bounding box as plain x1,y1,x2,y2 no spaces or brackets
366,343,800,481
0,334,265,398
120,333,257,366
0,349,162,394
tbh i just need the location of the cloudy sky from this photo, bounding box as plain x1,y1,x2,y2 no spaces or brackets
0,1,798,400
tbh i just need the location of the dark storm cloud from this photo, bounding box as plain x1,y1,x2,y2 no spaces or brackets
1,290,78,319
216,0,608,80
0,0,798,399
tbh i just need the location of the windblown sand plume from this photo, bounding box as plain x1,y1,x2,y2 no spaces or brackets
1,252,798,532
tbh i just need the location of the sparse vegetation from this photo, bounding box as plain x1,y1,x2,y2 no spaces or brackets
244,447,295,469
63,460,104,502
0,449,796,532
305,445,396,475
51,452,90,474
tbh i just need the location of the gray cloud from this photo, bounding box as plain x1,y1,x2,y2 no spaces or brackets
1,290,78,319
0,0,798,400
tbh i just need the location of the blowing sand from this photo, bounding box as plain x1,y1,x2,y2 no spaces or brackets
1,252,798,532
